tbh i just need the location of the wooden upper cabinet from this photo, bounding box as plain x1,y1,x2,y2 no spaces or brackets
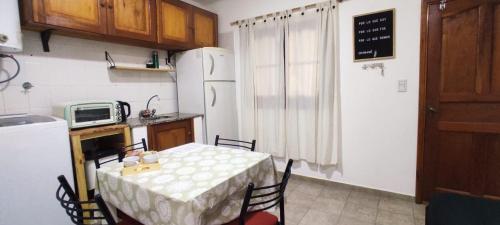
107,0,157,41
157,0,193,48
193,7,217,47
31,0,108,34
22,0,218,49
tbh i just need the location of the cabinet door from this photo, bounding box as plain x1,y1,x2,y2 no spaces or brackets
147,119,193,151
157,0,193,48
31,0,107,34
107,0,156,42
193,7,218,47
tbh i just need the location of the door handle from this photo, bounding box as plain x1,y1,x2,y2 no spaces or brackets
427,106,438,113
439,0,447,11
211,86,217,107
209,54,215,75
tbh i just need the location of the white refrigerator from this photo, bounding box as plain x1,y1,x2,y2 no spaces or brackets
176,47,238,145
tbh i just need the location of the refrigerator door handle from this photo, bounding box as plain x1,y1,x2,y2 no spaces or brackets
209,54,215,75
211,86,217,107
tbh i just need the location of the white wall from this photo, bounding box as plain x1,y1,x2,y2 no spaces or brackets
0,31,178,117
208,0,421,196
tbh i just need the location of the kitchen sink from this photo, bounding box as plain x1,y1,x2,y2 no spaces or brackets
143,115,172,120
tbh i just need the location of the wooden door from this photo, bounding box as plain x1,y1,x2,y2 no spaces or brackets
418,0,500,202
156,0,193,48
31,0,107,34
107,0,156,41
147,119,193,151
193,7,218,47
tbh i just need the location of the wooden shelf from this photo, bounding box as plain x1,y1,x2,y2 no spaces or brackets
109,65,175,72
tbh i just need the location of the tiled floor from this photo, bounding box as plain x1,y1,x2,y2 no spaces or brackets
271,175,426,225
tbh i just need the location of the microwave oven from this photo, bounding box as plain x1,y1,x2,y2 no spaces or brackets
53,101,123,129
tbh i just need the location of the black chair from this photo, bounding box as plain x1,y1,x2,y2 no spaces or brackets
224,159,294,225
56,175,118,225
215,135,256,151
93,138,148,169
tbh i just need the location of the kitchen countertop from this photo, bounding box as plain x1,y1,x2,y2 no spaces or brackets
127,112,202,128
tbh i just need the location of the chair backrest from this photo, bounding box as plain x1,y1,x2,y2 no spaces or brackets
215,135,256,151
56,175,116,225
238,159,294,225
93,138,148,169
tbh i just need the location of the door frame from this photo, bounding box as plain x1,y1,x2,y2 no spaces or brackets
416,0,440,203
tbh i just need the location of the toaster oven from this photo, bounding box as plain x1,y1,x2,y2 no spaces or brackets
53,101,122,129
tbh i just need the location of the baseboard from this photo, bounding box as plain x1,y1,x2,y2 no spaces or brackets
278,171,416,202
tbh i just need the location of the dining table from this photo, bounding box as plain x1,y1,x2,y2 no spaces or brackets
96,143,277,225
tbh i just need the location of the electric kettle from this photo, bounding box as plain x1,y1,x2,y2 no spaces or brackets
117,101,131,122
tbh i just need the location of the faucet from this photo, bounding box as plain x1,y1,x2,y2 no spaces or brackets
140,95,160,119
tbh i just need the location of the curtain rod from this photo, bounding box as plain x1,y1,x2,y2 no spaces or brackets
229,0,343,26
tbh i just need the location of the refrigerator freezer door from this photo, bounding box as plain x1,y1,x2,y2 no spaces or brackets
176,49,205,114
204,82,238,145
203,48,235,81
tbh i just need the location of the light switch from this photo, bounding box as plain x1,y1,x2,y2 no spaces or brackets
398,80,408,92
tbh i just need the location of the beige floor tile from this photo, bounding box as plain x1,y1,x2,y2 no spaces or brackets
294,179,325,197
351,186,383,195
413,203,426,220
347,190,380,209
341,202,378,223
376,210,415,225
276,175,424,225
286,177,301,193
338,216,375,225
379,191,414,201
319,185,352,202
415,218,425,225
284,202,310,224
378,197,413,216
287,190,316,207
298,209,341,225
309,198,346,214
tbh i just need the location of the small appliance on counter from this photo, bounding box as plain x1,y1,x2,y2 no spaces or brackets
53,100,131,129
117,101,131,122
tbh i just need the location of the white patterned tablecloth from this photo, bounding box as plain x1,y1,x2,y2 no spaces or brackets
97,143,277,225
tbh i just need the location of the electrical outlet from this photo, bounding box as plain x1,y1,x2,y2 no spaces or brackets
398,80,408,92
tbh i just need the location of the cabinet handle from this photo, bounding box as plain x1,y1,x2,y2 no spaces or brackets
99,2,105,7
211,86,217,107
108,5,113,9
209,54,215,75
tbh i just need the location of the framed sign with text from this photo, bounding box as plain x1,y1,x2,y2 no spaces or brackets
353,9,395,61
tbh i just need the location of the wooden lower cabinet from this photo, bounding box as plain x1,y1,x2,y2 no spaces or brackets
147,119,193,151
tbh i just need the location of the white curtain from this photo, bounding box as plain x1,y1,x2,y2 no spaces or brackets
286,4,340,165
238,14,287,157
237,2,340,165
